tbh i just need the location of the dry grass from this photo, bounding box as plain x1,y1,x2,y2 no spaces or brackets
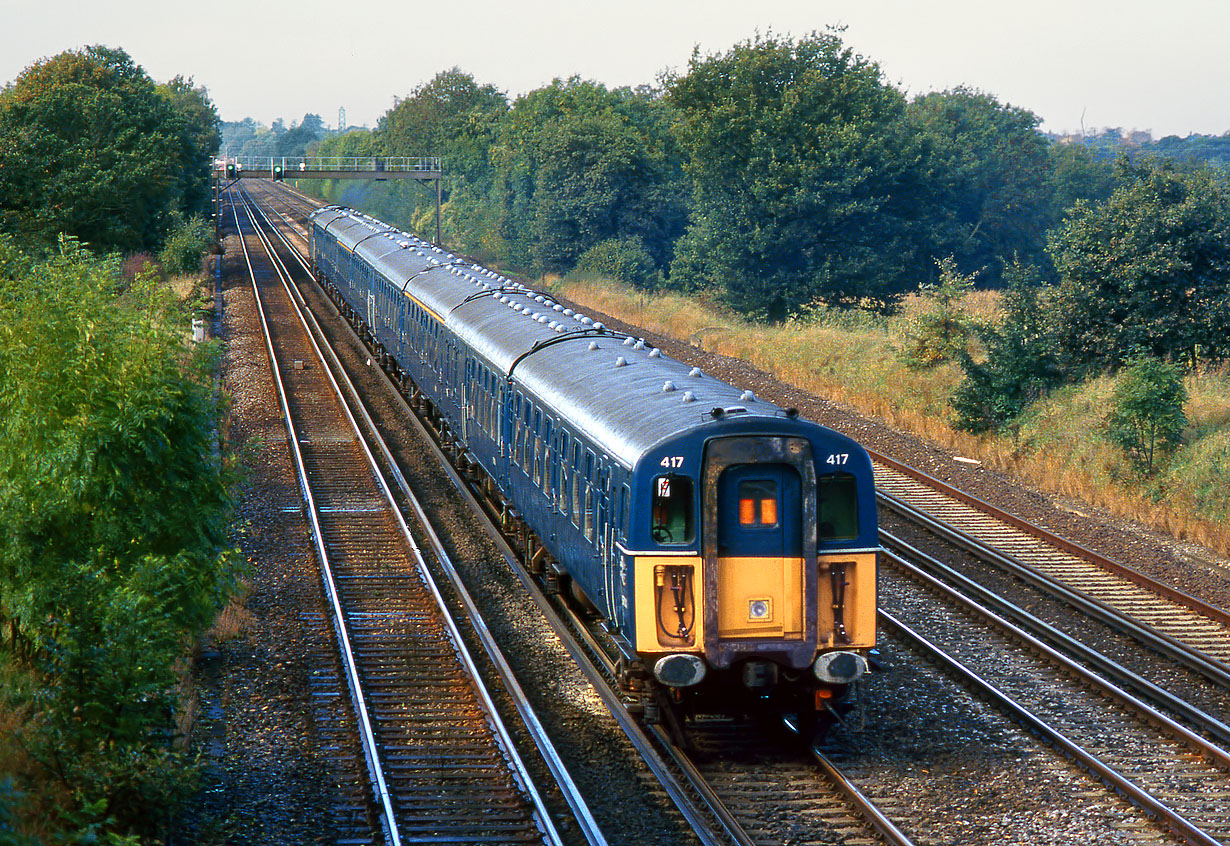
168,273,201,301
554,277,1230,557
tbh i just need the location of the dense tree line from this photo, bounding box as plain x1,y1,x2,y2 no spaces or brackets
0,46,234,841
307,30,1227,457
221,112,333,159
313,32,1135,316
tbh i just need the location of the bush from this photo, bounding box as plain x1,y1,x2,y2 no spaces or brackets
574,237,657,288
0,238,238,842
1103,354,1187,473
894,256,979,369
157,214,213,276
950,266,1064,435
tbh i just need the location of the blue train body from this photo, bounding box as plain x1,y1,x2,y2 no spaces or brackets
309,206,879,718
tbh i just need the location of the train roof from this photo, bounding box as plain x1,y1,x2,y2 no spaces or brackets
310,206,862,469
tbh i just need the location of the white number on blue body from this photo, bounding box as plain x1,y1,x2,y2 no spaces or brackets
660,455,685,469
826,453,849,466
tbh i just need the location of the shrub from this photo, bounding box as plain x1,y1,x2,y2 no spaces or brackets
1103,355,1187,473
574,237,657,289
157,214,213,276
951,266,1064,435
894,256,979,369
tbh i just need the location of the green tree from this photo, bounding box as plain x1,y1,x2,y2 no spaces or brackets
316,128,378,158
0,237,238,838
950,262,1064,434
907,87,1053,285
1045,141,1118,222
364,69,511,248
895,256,979,369
665,30,928,316
157,75,221,218
276,112,328,157
574,236,658,288
490,78,687,273
1103,354,1187,473
378,68,507,178
1047,156,1230,371
0,46,184,251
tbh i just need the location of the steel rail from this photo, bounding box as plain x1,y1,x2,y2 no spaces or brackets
240,186,605,846
883,536,1230,760
880,490,1230,690
880,609,1223,846
228,190,402,846
236,186,566,845
252,188,737,846
870,452,1230,628
882,528,1230,747
810,749,915,846
251,183,933,846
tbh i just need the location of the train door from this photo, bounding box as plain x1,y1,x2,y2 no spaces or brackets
702,436,818,669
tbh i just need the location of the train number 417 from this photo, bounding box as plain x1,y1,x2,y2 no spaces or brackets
826,453,849,466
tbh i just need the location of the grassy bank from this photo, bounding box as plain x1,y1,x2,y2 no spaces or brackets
551,277,1230,558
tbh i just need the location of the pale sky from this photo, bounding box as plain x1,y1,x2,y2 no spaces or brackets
3,0,1228,140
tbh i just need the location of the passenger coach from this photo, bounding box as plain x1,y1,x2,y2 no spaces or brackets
309,206,878,728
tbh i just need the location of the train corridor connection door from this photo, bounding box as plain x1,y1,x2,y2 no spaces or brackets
702,436,818,669
714,462,804,640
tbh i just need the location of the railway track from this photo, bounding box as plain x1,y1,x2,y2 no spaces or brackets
243,181,922,846
874,457,1230,667
244,180,1230,845
877,563,1230,846
227,185,572,845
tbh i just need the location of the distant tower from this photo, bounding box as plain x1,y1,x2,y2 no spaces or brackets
338,106,347,134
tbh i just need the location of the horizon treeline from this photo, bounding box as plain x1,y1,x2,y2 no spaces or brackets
299,30,1229,444
284,31,1228,325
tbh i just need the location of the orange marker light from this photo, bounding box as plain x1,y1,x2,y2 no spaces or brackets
760,497,777,525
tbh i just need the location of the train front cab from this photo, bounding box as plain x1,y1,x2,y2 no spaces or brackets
631,427,877,714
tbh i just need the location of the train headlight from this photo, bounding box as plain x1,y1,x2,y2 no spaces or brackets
813,651,868,684
653,653,706,688
747,598,772,621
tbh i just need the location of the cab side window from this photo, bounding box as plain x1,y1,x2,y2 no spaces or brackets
818,473,859,540
651,475,695,545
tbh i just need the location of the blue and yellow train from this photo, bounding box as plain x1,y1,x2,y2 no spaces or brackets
309,206,879,730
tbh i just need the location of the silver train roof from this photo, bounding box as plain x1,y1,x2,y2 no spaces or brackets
310,206,833,469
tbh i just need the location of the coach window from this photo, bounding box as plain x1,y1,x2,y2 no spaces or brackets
571,444,582,527
532,409,542,488
485,370,494,433
619,484,631,544
651,475,694,545
524,405,536,479
543,418,554,495
513,395,524,467
583,450,596,542
818,473,859,541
